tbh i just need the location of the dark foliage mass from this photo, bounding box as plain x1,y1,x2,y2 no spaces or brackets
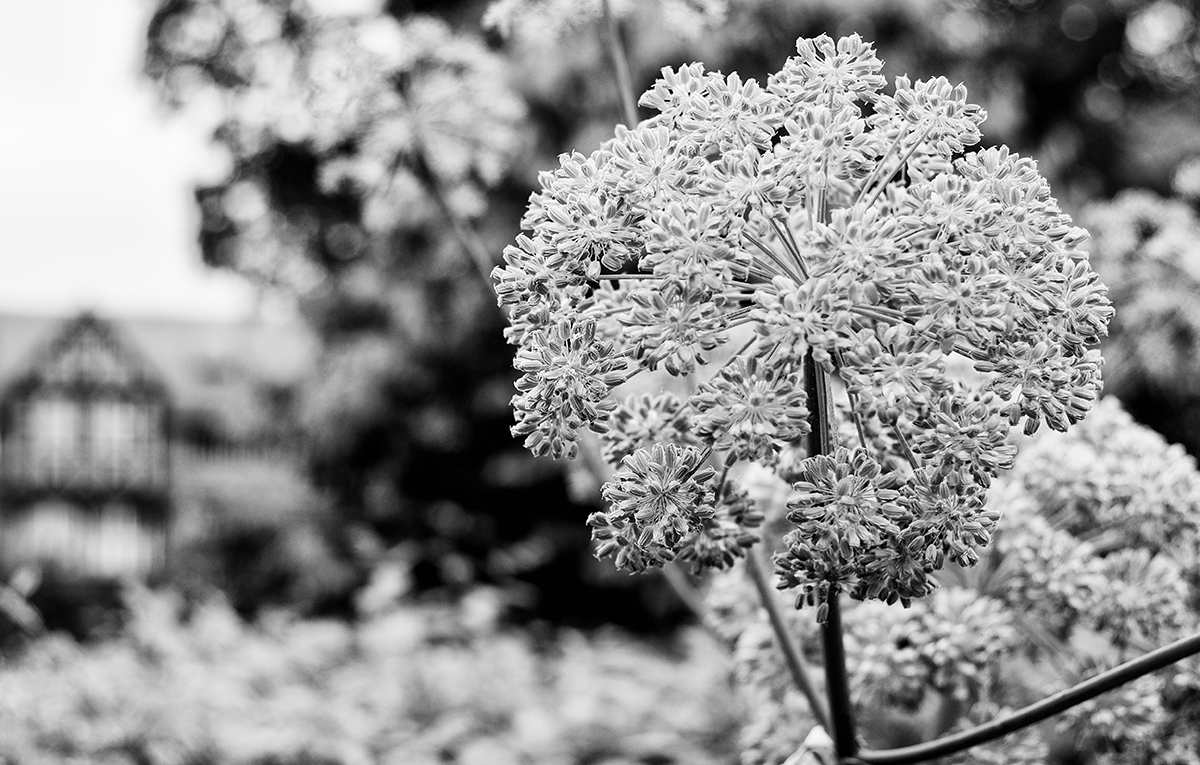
142,0,699,629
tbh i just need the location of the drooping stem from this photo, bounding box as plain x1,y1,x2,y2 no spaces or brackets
428,182,498,293
747,551,832,734
399,117,496,296
601,0,640,128
804,352,859,760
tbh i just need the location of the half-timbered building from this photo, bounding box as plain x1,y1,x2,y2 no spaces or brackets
0,312,170,577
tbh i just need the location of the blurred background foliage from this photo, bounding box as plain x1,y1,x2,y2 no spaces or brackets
137,0,1200,626
1,0,1200,762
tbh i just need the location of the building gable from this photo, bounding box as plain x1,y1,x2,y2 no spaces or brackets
2,312,168,401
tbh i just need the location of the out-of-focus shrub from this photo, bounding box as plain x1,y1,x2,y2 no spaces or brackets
1083,161,1200,456
0,587,740,765
170,452,360,619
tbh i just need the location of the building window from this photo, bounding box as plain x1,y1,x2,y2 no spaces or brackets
91,401,137,484
29,395,81,483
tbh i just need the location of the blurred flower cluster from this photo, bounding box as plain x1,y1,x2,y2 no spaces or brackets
848,587,1016,709
1082,162,1200,453
484,0,728,42
961,397,1200,761
146,0,526,288
494,33,1112,617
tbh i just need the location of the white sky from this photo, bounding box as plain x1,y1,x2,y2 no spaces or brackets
0,0,262,322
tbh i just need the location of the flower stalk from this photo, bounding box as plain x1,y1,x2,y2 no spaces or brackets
803,351,858,759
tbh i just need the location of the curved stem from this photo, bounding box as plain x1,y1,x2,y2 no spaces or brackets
601,0,639,127
747,551,833,734
848,630,1200,765
393,112,496,297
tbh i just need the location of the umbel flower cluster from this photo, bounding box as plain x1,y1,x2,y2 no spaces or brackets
494,35,1113,615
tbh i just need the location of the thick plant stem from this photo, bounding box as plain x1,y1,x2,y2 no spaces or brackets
804,352,859,760
848,629,1200,764
601,0,640,127
821,597,858,760
747,551,832,734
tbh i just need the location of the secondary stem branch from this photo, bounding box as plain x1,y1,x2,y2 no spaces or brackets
848,630,1200,764
747,552,832,734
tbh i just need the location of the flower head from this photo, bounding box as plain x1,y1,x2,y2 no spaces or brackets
591,443,716,572
496,34,1111,607
511,318,631,459
691,356,810,465
675,480,765,573
600,392,698,465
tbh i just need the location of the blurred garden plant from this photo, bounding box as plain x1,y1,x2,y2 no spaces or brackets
145,0,657,625
147,0,525,288
1081,157,1200,456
